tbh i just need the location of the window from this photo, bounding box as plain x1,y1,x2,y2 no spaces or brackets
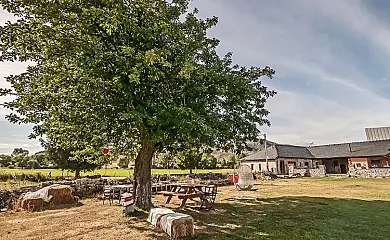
258,164,261,171
300,162,303,167
316,162,319,168
304,162,309,167
371,160,380,168
356,163,361,168
251,164,254,170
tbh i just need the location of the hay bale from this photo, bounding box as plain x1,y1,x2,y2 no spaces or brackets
21,198,43,211
159,213,194,239
48,185,74,206
14,193,25,211
147,208,175,227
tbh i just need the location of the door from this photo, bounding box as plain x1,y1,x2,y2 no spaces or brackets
340,164,347,174
279,160,286,174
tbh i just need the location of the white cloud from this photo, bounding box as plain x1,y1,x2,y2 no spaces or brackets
191,0,390,144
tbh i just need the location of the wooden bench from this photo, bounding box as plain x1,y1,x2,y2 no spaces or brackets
160,191,203,208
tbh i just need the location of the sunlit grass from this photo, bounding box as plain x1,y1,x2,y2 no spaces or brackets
0,168,234,177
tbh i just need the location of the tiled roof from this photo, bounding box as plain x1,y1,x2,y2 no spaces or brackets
275,144,315,158
241,147,278,161
307,140,390,158
241,140,390,161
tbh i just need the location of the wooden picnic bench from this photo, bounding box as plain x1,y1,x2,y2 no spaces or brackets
160,183,217,209
160,191,204,208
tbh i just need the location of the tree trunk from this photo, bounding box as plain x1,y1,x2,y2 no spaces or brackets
189,169,193,174
75,169,81,179
133,140,154,210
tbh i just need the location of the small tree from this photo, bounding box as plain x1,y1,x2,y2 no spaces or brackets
118,157,131,169
0,154,12,167
11,148,29,157
176,148,204,174
12,154,29,169
158,152,175,169
201,153,218,169
26,159,41,169
42,140,110,178
31,152,51,168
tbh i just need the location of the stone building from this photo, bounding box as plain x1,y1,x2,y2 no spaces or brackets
241,140,390,175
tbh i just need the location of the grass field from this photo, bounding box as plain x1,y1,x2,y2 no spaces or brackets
2,177,390,239
0,168,234,177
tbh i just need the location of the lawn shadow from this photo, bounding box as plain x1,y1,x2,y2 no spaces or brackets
124,210,167,239
38,202,84,212
182,196,390,240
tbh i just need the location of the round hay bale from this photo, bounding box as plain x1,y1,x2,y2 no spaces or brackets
21,198,43,211
48,185,74,206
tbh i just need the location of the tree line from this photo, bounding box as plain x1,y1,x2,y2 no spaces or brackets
0,148,50,169
0,146,242,174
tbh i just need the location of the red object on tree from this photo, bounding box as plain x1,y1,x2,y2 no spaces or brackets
102,148,109,155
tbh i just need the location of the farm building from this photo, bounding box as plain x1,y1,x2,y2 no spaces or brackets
241,140,390,175
365,127,390,141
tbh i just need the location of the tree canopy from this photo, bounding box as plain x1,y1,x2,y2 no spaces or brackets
0,0,276,209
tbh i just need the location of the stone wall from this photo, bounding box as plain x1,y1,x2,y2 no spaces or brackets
349,168,390,178
288,165,326,177
0,173,231,210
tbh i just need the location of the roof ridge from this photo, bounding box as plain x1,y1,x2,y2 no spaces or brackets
276,143,307,147
307,139,390,148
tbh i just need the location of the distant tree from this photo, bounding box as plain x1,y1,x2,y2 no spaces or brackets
200,153,218,169
176,148,203,174
30,152,50,168
157,152,175,169
12,154,29,169
118,157,131,169
0,0,276,210
0,154,12,167
11,148,29,157
42,140,110,178
26,159,40,169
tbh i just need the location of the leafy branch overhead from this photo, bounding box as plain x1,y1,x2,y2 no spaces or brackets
0,0,275,153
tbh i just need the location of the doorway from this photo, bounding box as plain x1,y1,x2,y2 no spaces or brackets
340,164,347,174
279,160,286,174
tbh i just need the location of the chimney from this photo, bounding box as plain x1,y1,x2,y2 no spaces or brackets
348,143,352,152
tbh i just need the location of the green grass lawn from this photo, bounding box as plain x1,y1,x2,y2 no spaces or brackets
0,168,233,177
2,177,390,239
181,178,390,240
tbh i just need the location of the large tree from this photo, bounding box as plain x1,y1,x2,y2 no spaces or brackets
0,0,276,210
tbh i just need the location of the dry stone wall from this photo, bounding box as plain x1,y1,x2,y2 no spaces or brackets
288,165,326,177
349,168,390,178
1,173,231,210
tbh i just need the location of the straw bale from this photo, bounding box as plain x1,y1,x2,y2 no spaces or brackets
21,198,43,212
160,213,194,239
48,185,74,206
170,217,194,239
14,193,25,211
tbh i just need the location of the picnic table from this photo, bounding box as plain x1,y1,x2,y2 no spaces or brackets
161,183,207,208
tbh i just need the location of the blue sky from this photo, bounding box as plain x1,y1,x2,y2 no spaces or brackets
1,0,390,154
